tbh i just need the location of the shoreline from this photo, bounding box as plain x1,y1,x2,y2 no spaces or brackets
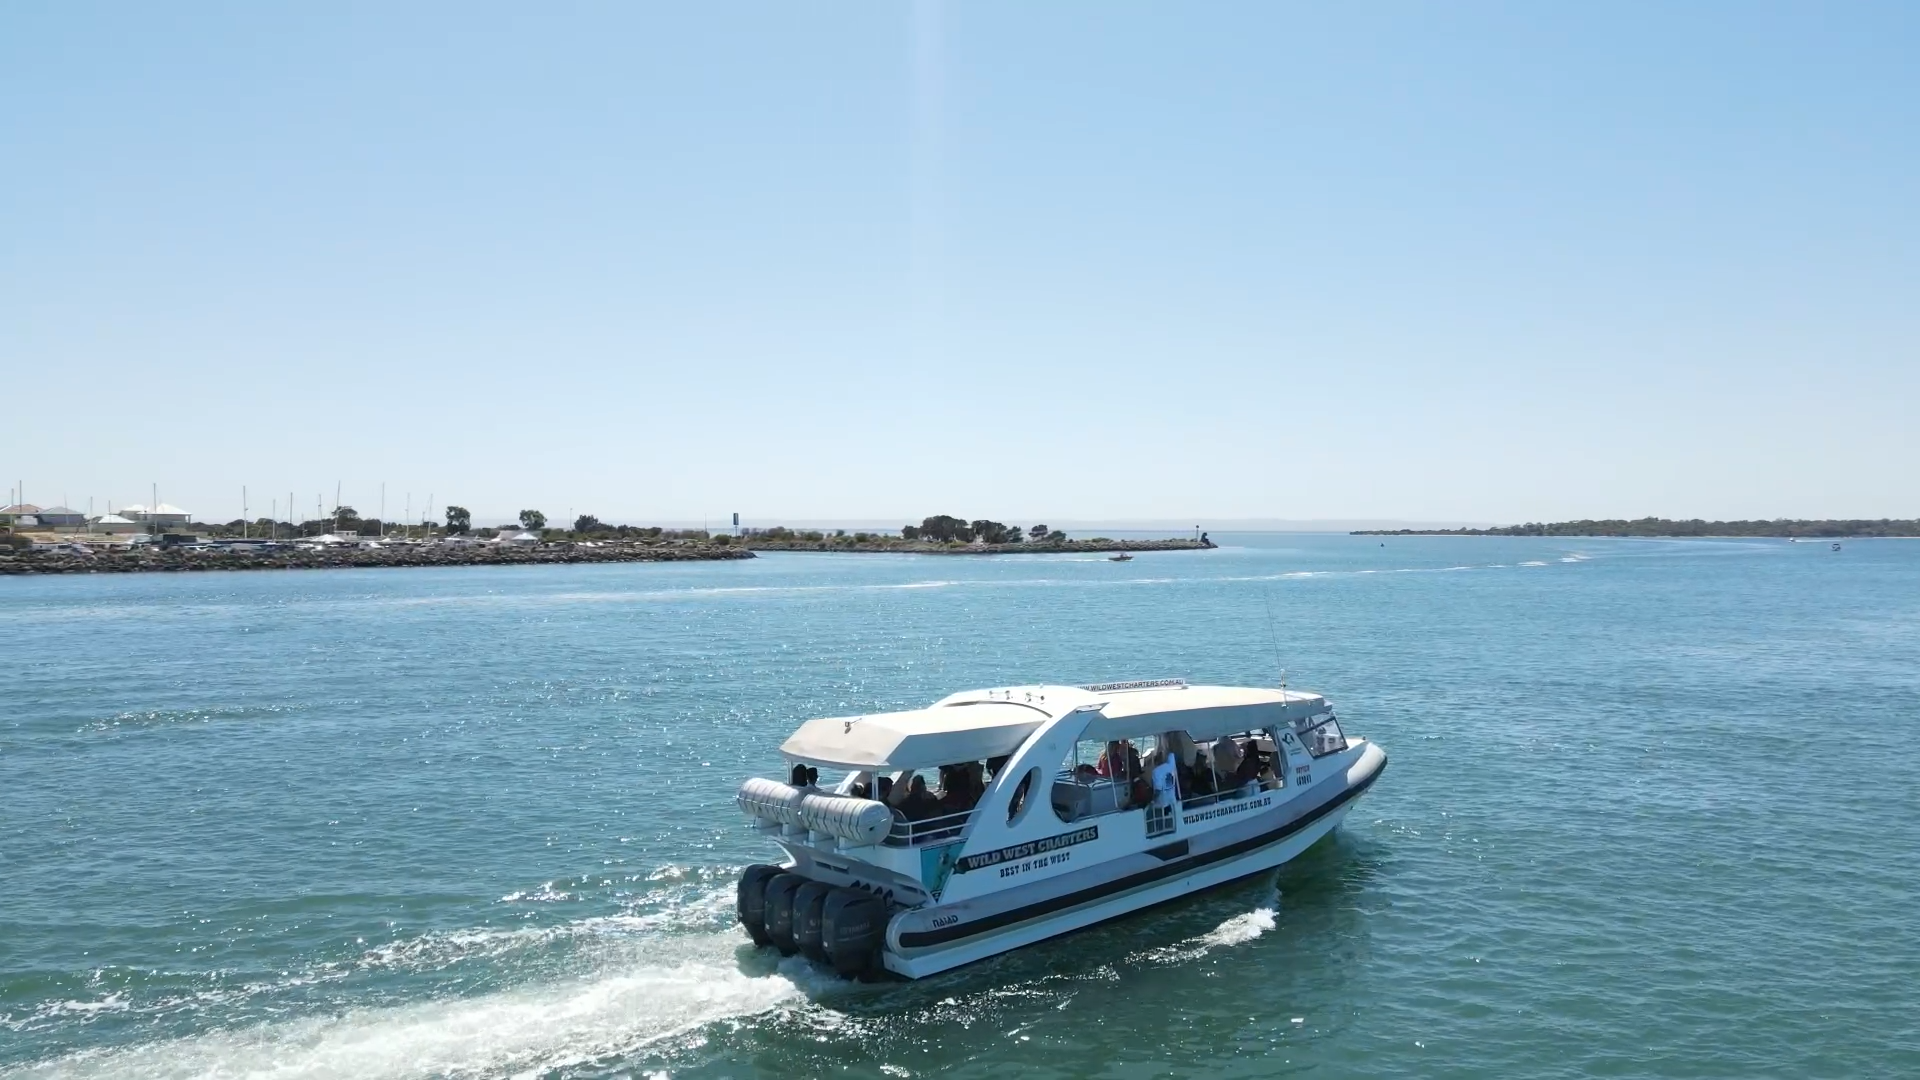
0,536,1222,575
0,543,755,576
742,537,1215,555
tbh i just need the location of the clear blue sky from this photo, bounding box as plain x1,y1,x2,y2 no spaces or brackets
3,2,1915,527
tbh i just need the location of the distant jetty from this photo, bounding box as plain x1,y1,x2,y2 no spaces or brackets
744,537,1215,555
1353,517,1920,538
0,541,754,575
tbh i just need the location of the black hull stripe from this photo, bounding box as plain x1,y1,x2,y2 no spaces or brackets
897,761,1384,949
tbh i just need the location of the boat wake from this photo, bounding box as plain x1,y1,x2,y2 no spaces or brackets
1136,888,1280,965
1196,905,1278,949
2,929,814,1080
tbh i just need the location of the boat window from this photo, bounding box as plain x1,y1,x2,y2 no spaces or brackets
1007,768,1038,825
1051,738,1149,823
879,759,988,846
1292,712,1349,758
1180,730,1285,811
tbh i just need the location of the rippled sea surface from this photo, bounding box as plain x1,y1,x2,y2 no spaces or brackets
3,533,1918,1078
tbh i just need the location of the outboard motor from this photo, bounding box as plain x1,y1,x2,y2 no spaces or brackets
735,864,782,947
792,881,834,963
822,889,888,977
762,873,805,954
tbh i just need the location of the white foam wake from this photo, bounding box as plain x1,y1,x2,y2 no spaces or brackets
1135,892,1279,965
1195,906,1277,949
4,933,804,1080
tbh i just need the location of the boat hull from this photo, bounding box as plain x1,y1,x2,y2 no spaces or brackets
878,741,1385,979
880,799,1355,978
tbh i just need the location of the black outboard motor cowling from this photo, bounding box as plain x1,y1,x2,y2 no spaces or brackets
736,864,782,947
762,873,805,955
822,890,888,977
792,881,834,963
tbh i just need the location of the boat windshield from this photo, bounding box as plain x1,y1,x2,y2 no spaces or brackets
1293,712,1348,758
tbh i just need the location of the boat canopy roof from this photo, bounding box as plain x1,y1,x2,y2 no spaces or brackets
780,702,1048,770
1075,683,1327,744
779,682,1330,771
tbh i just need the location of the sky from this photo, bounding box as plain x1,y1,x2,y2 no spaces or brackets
3,2,1915,528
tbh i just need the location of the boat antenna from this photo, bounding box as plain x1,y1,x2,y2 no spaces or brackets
1260,589,1287,691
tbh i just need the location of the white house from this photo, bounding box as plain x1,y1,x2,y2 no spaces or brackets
120,503,192,529
89,514,140,535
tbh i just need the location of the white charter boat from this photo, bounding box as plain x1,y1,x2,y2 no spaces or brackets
734,678,1386,979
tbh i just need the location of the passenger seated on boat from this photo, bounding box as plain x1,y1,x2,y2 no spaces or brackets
986,755,1010,780
1211,736,1243,792
876,775,894,803
936,778,971,816
1096,740,1141,782
790,763,810,787
941,761,987,814
1167,731,1204,797
886,771,917,808
1233,745,1266,790
898,775,940,820
1187,749,1216,797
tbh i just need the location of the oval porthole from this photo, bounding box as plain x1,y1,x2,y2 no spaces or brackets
1007,767,1038,825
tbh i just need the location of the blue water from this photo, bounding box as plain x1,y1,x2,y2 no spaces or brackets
3,534,1917,1078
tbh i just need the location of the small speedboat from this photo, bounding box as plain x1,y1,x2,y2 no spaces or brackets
733,679,1386,979
1832,542,1842,551
1108,552,1134,562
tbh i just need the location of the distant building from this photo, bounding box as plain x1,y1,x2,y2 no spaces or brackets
89,514,139,535
35,506,86,528
0,503,42,527
120,503,192,529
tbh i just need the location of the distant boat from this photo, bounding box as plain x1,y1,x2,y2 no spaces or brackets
1108,552,1134,562
1832,542,1842,551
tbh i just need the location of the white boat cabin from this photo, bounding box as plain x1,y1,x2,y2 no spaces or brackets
748,679,1359,908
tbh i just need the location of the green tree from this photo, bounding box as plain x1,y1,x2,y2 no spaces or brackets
971,519,1014,544
921,515,971,543
333,505,360,524
519,509,546,531
1029,524,1049,541
445,506,471,534
901,524,922,540
574,514,603,534
1046,529,1068,544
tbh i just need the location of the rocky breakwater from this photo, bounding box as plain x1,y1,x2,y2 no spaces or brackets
744,537,1216,555
0,541,756,575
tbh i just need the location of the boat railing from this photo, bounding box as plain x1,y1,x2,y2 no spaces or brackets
1178,778,1283,813
883,807,976,846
